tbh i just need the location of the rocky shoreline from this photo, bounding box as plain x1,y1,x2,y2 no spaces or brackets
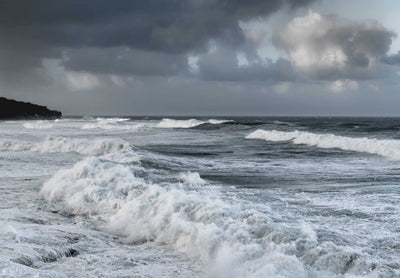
0,97,62,119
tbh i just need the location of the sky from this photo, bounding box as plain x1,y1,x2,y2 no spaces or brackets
1,0,400,116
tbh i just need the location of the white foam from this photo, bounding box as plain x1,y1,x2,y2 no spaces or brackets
157,118,231,128
246,129,400,160
41,157,142,215
81,123,143,130
179,172,206,186
23,121,53,129
0,136,129,155
157,119,204,128
1,263,68,278
95,117,130,123
208,119,231,125
0,223,18,237
40,155,382,278
81,117,144,130
40,157,303,277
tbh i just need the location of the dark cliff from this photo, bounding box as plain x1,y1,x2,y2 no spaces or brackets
0,97,62,119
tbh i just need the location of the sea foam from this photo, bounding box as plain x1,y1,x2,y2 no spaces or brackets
23,121,53,129
40,153,382,278
0,136,129,155
246,129,400,160
95,117,130,123
81,123,143,130
157,118,231,128
40,156,306,277
81,117,144,130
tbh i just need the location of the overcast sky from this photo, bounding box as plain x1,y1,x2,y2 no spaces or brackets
1,0,400,116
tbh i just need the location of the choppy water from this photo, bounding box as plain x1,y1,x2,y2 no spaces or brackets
0,117,399,277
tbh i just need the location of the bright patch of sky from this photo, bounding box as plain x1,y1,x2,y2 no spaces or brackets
241,0,400,63
310,0,400,54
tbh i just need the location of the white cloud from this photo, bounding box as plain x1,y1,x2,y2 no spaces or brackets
188,55,200,72
329,79,359,92
110,75,125,87
65,71,100,91
276,10,347,69
274,10,395,79
368,83,380,92
273,82,291,93
241,25,267,45
237,52,250,67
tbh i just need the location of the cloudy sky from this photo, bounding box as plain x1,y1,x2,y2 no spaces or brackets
1,0,400,116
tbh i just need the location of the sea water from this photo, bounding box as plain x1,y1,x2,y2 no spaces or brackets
0,117,399,277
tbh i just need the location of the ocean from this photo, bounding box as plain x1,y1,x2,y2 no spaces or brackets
0,116,399,278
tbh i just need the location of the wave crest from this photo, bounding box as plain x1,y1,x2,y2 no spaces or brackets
81,117,144,130
40,156,306,277
246,129,400,159
0,136,129,155
39,153,385,277
157,118,231,128
23,121,53,129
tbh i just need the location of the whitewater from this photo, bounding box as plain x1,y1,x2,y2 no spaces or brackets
0,117,399,277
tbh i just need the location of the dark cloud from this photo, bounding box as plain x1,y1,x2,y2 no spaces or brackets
62,47,188,76
197,47,295,82
381,51,400,65
0,0,315,79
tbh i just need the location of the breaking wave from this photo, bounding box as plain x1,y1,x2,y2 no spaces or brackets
0,136,129,155
23,121,53,129
40,151,389,278
81,123,144,130
157,118,232,129
81,117,144,130
246,129,400,160
95,117,130,123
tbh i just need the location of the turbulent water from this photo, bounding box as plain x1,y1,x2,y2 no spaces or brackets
1,116,399,278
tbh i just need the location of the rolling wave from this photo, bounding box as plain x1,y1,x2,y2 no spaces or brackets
23,121,53,129
157,118,232,129
246,129,400,160
81,117,144,130
40,150,384,278
0,136,129,155
81,123,144,130
95,117,130,123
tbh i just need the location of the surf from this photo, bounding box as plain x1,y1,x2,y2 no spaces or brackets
39,147,385,278
0,136,129,155
157,118,232,129
246,129,400,160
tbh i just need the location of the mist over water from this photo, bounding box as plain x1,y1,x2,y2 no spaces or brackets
1,116,399,277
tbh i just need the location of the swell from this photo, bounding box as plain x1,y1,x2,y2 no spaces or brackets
246,129,400,160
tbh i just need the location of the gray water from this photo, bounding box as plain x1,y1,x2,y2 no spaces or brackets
0,117,399,277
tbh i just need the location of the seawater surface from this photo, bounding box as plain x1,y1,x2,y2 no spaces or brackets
0,117,399,278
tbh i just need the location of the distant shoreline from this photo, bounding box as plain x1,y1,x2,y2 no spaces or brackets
0,97,62,120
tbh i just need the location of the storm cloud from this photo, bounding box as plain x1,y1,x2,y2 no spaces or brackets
381,51,400,66
197,47,295,82
0,0,315,78
62,47,188,76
